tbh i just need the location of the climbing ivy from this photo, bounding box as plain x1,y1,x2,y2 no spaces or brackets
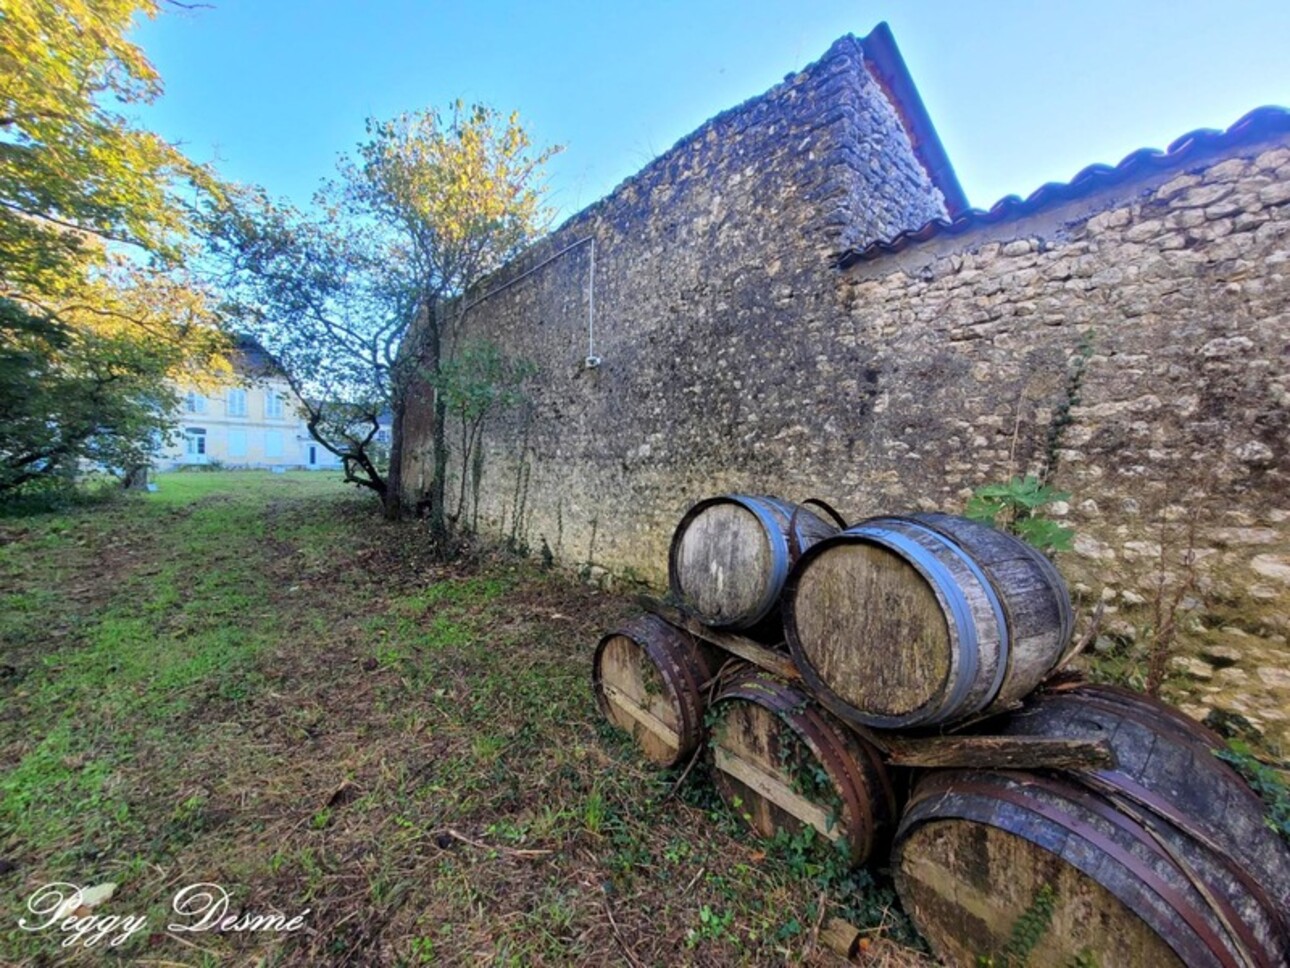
977,883,1056,967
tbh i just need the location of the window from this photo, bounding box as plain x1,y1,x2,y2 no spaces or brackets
226,388,247,417
264,430,284,458
184,391,206,414
184,428,207,456
376,429,391,444
227,429,247,458
265,389,284,419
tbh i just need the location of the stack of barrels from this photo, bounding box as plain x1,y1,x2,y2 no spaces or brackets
591,494,1290,967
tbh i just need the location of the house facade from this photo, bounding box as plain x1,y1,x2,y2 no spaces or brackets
155,376,337,471
155,338,390,471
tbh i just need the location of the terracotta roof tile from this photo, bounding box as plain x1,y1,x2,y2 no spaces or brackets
838,105,1290,267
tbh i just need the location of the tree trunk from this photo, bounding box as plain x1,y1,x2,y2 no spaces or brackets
122,464,150,490
383,393,406,520
423,305,450,544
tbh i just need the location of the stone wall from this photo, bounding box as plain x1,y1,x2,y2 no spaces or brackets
840,138,1290,744
401,39,1290,745
401,33,948,568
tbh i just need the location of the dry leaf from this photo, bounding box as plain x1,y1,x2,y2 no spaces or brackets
54,882,116,920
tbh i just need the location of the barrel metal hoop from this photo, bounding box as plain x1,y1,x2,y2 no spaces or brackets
801,498,849,530
889,518,1012,710
908,772,1242,968
729,495,791,629
853,524,980,723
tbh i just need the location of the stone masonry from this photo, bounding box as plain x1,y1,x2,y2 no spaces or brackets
401,34,1290,746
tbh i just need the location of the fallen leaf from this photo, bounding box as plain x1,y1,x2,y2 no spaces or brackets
54,882,116,920
79,883,117,910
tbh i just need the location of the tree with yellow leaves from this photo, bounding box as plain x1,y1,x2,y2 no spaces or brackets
211,103,560,527
1,0,229,498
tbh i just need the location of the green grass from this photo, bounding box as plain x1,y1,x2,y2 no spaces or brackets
0,471,926,966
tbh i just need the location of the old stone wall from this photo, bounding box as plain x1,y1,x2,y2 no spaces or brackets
401,40,1290,744
840,137,1290,744
401,33,948,569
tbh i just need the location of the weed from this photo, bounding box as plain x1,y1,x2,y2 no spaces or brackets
1216,740,1290,845
966,475,1073,553
409,935,436,963
686,904,737,948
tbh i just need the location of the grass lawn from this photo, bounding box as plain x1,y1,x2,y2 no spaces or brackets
0,471,925,966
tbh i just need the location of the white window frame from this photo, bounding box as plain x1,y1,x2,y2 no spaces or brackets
265,389,284,419
184,427,207,457
184,391,206,414
226,388,248,417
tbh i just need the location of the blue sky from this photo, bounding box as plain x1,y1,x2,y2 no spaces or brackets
134,1,1290,221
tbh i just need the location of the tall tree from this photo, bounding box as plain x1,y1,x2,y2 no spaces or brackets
210,103,559,526
207,187,408,501
1,0,229,495
347,104,560,528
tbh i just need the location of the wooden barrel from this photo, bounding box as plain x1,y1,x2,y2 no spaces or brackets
668,495,843,632
1044,680,1233,759
893,690,1290,968
706,670,895,866
1005,686,1290,944
784,512,1073,729
592,614,718,768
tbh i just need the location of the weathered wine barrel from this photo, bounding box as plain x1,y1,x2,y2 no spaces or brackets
893,689,1290,968
592,614,719,768
1048,680,1230,758
668,495,843,633
1005,686,1290,945
707,670,895,866
784,512,1072,729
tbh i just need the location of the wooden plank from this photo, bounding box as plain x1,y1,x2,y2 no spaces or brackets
638,597,800,682
712,747,841,842
884,735,1115,771
601,683,680,748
